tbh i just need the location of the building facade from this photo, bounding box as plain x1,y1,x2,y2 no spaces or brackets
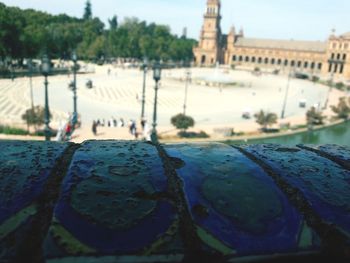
194,0,350,80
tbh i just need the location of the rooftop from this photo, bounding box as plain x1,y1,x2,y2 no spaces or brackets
235,37,327,52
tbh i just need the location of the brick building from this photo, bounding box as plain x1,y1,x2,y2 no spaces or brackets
193,0,350,80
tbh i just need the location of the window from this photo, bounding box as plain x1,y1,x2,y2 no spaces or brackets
311,62,315,69
245,56,250,62
232,55,237,61
264,58,269,64
318,63,322,70
340,64,344,74
239,56,243,62
334,64,338,73
258,57,262,64
297,61,302,68
252,57,256,63
328,63,332,73
284,59,288,66
277,59,282,65
343,54,347,61
337,53,341,60
304,61,308,69
291,60,295,67
331,53,335,59
271,58,275,65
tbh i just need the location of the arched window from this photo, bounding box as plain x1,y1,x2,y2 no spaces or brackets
284,59,288,66
252,57,256,63
337,53,341,60
297,61,302,68
239,56,243,62
291,60,295,67
245,56,250,62
304,61,308,68
258,57,262,64
318,63,322,70
232,55,237,61
340,64,344,74
343,54,347,60
277,59,282,65
264,58,269,64
271,58,275,65
201,55,206,64
311,62,315,69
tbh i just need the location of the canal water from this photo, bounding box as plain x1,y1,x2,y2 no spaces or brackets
230,121,350,146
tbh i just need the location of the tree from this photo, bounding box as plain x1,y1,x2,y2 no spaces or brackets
254,110,277,131
331,97,350,119
83,0,92,20
306,106,325,125
109,15,118,30
22,106,51,131
171,114,195,132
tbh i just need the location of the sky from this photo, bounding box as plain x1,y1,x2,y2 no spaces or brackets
1,0,350,41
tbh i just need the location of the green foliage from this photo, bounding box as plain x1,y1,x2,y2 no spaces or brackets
0,125,28,135
331,97,350,119
178,131,209,138
21,106,51,129
254,110,278,130
0,2,196,62
83,0,93,20
311,76,320,83
109,15,118,30
306,107,325,125
335,82,345,90
171,114,195,131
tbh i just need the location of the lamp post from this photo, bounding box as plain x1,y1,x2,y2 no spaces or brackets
151,62,162,143
183,69,191,115
281,69,292,119
324,58,336,110
72,51,78,126
141,58,148,119
28,59,34,110
41,55,51,141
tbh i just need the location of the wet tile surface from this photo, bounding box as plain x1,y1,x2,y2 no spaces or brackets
44,141,181,259
0,141,68,259
242,144,350,235
301,144,350,170
164,143,319,256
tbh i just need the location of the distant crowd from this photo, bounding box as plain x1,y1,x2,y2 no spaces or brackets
91,117,151,141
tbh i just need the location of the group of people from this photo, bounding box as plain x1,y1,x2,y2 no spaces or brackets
128,118,151,141
91,117,125,136
91,117,151,141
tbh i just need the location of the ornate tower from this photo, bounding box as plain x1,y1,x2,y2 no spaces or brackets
194,0,223,65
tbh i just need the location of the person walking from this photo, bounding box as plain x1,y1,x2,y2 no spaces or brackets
65,122,72,141
92,121,97,136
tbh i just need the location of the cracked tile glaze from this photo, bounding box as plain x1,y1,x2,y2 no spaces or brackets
242,144,350,234
164,143,315,256
45,141,177,257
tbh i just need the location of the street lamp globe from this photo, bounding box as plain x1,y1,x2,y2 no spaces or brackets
72,51,77,63
41,55,51,76
143,57,148,69
153,63,161,82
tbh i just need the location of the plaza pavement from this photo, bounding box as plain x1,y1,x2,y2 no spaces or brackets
0,64,346,141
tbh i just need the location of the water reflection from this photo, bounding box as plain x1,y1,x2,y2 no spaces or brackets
232,121,350,146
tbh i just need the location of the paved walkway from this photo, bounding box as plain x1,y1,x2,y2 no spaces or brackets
0,64,347,141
